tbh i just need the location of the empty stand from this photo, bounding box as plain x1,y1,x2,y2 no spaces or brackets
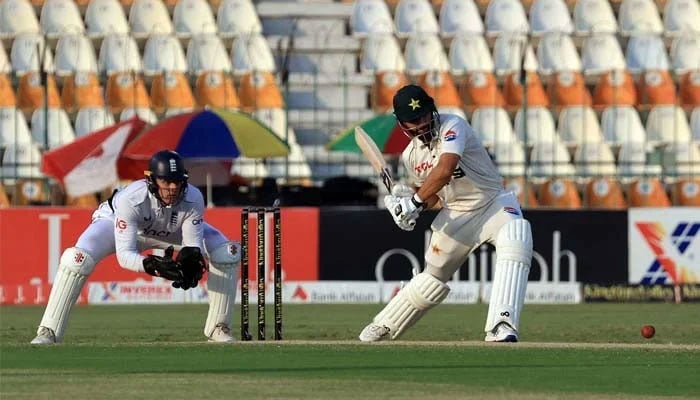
195,71,240,109
142,34,188,76
448,33,493,75
0,107,34,146
493,34,538,77
416,71,462,108
663,0,700,37
618,0,663,36
669,35,700,76
54,34,98,76
217,0,263,39
625,34,670,74
350,0,394,37
17,72,61,114
40,0,85,39
404,34,450,75
85,0,130,38
105,72,151,113
557,105,604,147
536,33,582,75
98,34,143,75
645,105,692,146
230,33,276,75
0,0,41,39
74,106,115,137
150,71,196,113
459,71,506,110
187,34,232,74
394,0,439,38
574,141,618,177
546,71,593,108
671,178,700,206
529,0,574,36
0,74,16,107
583,177,628,208
636,70,676,106
491,142,527,177
502,71,550,108
238,71,284,110
360,34,406,74
439,0,484,37
601,105,647,147
173,0,217,38
593,69,638,108
514,106,558,145
528,140,577,177
470,106,519,148
537,178,583,208
581,34,626,76
11,33,55,75
371,70,409,112
573,0,618,35
627,177,671,207
61,71,104,112
129,0,174,39
30,107,76,149
485,0,529,36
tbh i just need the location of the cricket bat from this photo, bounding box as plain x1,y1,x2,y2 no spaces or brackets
354,126,393,192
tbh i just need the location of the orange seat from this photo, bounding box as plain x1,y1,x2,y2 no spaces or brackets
61,72,104,113
671,178,700,206
545,71,592,108
502,72,549,109
537,178,582,209
195,71,240,109
105,73,151,114
627,177,671,207
592,70,637,109
13,179,46,206
66,193,99,208
17,72,61,114
416,71,462,108
238,71,284,110
0,74,16,107
504,177,539,208
150,72,196,114
459,71,505,111
583,177,627,209
636,70,676,107
0,182,10,207
372,70,409,112
679,70,700,109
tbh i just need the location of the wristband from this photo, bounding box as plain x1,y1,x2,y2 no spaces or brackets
411,193,425,209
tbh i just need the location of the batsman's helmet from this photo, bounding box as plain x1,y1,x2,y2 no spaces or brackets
392,84,440,145
145,150,189,204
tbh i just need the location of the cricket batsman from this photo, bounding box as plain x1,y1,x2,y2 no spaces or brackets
31,150,240,344
359,85,533,343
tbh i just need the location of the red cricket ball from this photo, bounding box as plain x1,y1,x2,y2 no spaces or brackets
641,325,655,339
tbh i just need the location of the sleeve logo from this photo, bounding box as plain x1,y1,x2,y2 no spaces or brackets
116,219,127,229
444,130,457,142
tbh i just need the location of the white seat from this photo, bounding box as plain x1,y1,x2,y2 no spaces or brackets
645,105,692,146
360,34,406,74
601,106,647,146
0,0,40,39
164,107,194,118
558,106,604,146
470,106,518,148
529,0,574,36
173,0,217,38
1,142,43,180
54,34,98,76
252,108,289,140
0,107,34,146
120,107,158,124
661,143,700,175
574,141,618,177
39,0,85,39
618,0,663,36
0,42,10,74
493,34,538,77
142,34,187,76
664,0,700,37
404,33,450,75
230,33,276,75
670,35,700,75
10,33,55,75
618,141,661,177
692,107,700,143
187,34,232,74
536,33,582,75
394,0,439,38
74,107,116,137
30,108,76,149
449,33,493,74
581,34,626,76
217,0,263,39
351,0,394,37
625,34,669,73
128,0,174,39
230,157,269,179
98,34,142,74
85,0,130,38
485,0,529,36
439,0,483,37
528,140,577,177
514,106,558,145
573,0,618,36
491,142,526,177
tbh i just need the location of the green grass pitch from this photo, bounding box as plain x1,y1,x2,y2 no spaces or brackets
1,303,699,399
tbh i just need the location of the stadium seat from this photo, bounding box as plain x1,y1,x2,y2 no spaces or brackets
74,106,116,137
485,0,529,36
546,71,592,108
514,106,558,145
671,178,700,206
529,0,574,36
557,106,604,147
30,108,76,149
186,34,232,74
230,33,276,75
502,71,550,108
150,71,196,113
10,33,55,75
593,70,638,108
217,0,263,39
617,141,661,178
1,143,45,204
350,0,394,37
252,107,289,139
0,43,9,75
61,71,104,112
663,0,700,37
573,0,618,36
0,0,41,39
670,35,700,76
164,107,194,118
371,70,409,112
470,106,519,148
601,105,647,147
618,0,663,36
491,142,527,177
627,177,671,207
39,0,85,39
536,33,581,75
692,107,700,143
98,34,143,75
416,71,462,108
128,0,174,39
54,34,98,76
238,71,284,110
439,0,484,37
404,34,451,75
493,34,538,77
625,34,670,74
360,34,406,74
448,33,493,75
230,157,269,180
0,74,16,107
173,0,217,38
528,140,577,177
0,182,10,207
120,106,158,123
583,177,628,208
17,72,61,114
85,0,130,38
574,141,618,177
581,34,626,76
646,105,692,146
194,71,240,109
661,143,700,176
636,70,676,106
0,107,34,146
504,176,539,207
394,0,439,38
105,72,151,113
537,178,582,208
459,71,506,110
142,34,188,76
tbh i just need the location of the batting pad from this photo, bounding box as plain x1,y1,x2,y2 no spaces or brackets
374,272,450,340
204,242,240,337
40,247,95,341
485,219,532,333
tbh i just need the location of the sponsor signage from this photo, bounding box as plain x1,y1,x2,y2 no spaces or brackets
584,284,700,302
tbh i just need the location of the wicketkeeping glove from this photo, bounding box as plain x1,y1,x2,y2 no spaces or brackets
143,246,184,283
173,246,206,290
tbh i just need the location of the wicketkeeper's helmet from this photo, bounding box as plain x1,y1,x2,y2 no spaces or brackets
145,150,189,204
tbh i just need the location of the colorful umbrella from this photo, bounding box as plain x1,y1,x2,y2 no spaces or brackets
326,113,410,154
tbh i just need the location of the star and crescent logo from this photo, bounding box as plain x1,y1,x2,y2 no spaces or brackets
409,98,421,110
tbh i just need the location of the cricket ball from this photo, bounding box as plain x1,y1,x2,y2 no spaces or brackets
641,325,655,339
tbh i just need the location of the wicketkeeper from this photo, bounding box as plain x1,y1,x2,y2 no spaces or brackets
359,85,533,343
31,150,241,344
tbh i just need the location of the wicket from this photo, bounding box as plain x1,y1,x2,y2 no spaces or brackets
240,207,282,341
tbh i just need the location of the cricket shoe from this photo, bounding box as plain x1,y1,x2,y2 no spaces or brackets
359,323,391,342
484,322,518,343
208,323,235,343
31,326,57,345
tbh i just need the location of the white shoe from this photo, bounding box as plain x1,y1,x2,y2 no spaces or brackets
208,323,235,343
31,326,57,345
359,323,391,342
484,322,518,342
